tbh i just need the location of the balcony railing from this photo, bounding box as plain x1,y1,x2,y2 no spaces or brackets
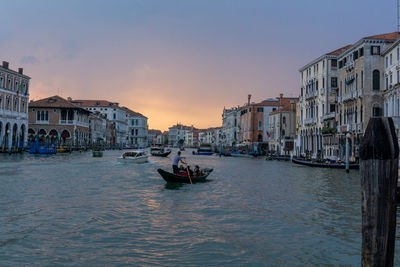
60,120,74,124
305,90,318,100
304,117,317,125
321,112,335,121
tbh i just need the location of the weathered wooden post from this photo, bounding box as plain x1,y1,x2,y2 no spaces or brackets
359,117,399,267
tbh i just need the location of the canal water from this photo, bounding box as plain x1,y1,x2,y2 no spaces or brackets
1,149,400,266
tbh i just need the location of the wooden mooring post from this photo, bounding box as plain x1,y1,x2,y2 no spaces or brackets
359,117,399,267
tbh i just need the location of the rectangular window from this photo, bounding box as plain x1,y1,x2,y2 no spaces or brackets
339,61,343,69
331,77,337,88
397,70,399,84
331,59,337,67
257,107,263,112
37,111,40,121
390,53,393,65
353,50,359,60
361,71,364,88
360,47,364,57
373,107,382,117
396,47,399,61
371,46,380,55
113,113,116,119
258,121,262,130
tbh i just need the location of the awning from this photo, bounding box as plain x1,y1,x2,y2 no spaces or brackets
345,78,355,85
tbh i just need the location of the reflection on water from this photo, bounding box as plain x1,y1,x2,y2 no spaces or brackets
0,149,399,266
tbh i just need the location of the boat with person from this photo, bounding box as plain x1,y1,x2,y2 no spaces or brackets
117,150,148,163
157,167,213,183
151,150,172,157
291,158,359,169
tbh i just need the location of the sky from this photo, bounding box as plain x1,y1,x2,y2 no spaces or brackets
0,0,397,130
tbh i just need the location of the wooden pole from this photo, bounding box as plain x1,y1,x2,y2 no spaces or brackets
359,117,399,267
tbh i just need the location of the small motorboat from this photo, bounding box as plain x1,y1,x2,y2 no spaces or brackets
157,168,213,183
151,150,172,157
292,158,359,169
118,150,148,163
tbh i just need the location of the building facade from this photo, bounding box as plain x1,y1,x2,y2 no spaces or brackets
70,99,128,147
124,107,148,148
28,96,90,147
0,61,30,152
268,105,297,154
148,129,162,146
383,38,400,144
221,107,238,146
298,45,350,159
336,32,400,160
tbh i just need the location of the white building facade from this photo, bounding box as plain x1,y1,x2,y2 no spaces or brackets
0,61,30,152
125,108,148,148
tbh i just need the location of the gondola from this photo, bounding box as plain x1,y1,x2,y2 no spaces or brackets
192,151,214,155
151,150,172,157
292,158,359,169
157,168,213,183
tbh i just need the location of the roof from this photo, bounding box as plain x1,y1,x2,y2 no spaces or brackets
326,45,353,55
148,129,162,135
270,105,295,114
122,107,147,118
364,32,400,41
29,95,90,113
257,97,298,107
169,124,195,131
71,99,120,108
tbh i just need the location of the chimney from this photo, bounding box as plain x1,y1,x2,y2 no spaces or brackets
2,61,9,69
248,94,251,106
18,68,23,75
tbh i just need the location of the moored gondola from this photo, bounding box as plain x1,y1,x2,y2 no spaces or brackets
151,150,172,157
157,168,213,183
292,158,359,169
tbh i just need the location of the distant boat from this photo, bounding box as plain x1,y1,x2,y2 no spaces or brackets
292,158,359,169
151,150,171,157
118,150,148,163
157,168,213,183
29,137,56,154
193,144,213,155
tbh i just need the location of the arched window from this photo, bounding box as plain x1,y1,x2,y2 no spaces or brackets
282,117,286,124
373,70,380,90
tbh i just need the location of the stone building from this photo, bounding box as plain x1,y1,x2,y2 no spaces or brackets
336,32,400,159
70,99,128,147
221,107,238,146
237,94,298,145
148,129,162,146
0,61,30,152
382,37,400,143
298,45,351,159
124,107,148,148
28,96,90,147
268,102,297,154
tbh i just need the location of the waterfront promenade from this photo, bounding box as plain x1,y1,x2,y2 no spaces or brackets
1,149,400,265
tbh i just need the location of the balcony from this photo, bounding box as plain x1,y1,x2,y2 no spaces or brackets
304,117,318,125
321,112,336,121
60,120,74,125
305,90,318,100
342,90,357,102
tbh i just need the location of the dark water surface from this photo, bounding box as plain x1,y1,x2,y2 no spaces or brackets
0,149,400,266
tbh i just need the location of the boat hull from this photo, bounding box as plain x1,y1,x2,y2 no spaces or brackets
292,158,359,169
151,151,171,157
157,168,212,183
93,151,103,157
231,153,254,158
118,156,148,163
